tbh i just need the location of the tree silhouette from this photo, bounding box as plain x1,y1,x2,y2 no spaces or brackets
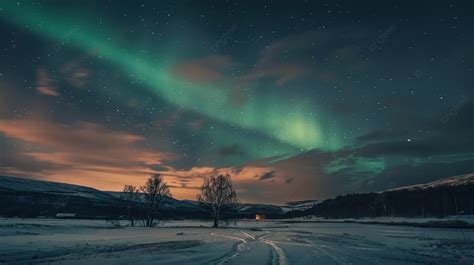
121,185,140,227
140,174,170,227
197,174,239,228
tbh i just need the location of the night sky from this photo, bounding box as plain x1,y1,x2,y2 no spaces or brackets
0,1,472,204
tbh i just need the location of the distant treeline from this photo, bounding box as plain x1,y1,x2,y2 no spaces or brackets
285,183,474,219
3,180,473,220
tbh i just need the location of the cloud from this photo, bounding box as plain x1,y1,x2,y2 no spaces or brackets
243,27,370,85
0,16,470,205
2,100,469,204
186,118,205,131
0,117,173,190
36,86,60,97
59,58,90,88
172,54,234,83
173,27,370,89
156,164,291,203
0,136,69,177
243,63,313,86
35,57,91,97
259,171,275,180
36,68,59,96
285,177,294,184
232,103,474,200
218,144,244,157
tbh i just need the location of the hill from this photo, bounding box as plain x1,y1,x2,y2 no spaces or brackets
0,175,284,219
2,173,473,220
306,173,474,219
389,173,474,191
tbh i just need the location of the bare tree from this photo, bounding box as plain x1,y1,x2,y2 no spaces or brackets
140,174,171,227
121,185,139,227
197,174,239,228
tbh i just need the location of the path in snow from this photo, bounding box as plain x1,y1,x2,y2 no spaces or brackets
210,230,287,265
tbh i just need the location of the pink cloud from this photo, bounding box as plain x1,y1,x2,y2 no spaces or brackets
36,68,59,96
172,54,234,83
0,118,174,192
243,62,313,85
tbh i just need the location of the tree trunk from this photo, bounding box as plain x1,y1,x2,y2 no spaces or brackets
421,196,425,218
454,195,459,214
146,207,154,227
470,198,473,215
213,208,220,228
382,198,387,216
127,205,132,227
443,192,447,217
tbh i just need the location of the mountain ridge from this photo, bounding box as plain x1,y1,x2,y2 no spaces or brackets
1,173,473,219
387,173,474,192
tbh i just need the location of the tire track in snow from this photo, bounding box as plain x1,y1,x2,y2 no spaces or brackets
210,232,249,265
240,231,255,240
211,230,287,265
258,231,287,265
297,238,347,265
311,245,347,265
297,237,383,265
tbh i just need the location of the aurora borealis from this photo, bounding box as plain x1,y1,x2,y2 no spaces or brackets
0,1,472,203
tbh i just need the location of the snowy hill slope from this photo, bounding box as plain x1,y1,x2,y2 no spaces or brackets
0,175,117,201
306,173,474,219
388,173,474,192
280,200,320,213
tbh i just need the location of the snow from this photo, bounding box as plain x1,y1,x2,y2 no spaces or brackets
1,218,473,264
280,200,321,213
388,173,474,192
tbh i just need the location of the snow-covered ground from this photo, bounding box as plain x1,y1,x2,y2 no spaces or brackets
1,218,473,264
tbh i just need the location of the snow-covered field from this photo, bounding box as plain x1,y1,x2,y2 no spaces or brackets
1,218,473,265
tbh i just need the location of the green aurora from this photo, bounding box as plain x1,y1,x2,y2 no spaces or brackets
1,2,343,158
